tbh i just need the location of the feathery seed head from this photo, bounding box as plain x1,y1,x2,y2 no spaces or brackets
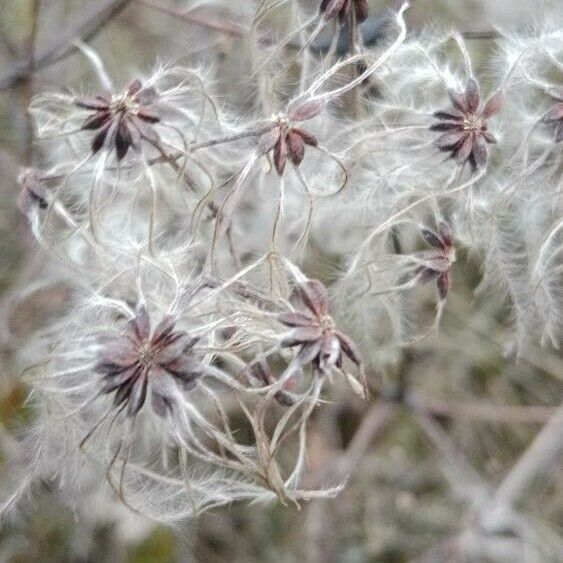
431,79,504,169
97,306,203,417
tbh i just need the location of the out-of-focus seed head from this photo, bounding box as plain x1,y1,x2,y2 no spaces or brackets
416,223,455,300
543,89,563,142
17,168,48,214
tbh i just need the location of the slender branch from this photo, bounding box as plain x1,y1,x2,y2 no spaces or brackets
0,0,133,91
303,402,396,488
462,30,501,40
492,402,563,509
0,16,21,58
136,0,247,37
414,398,556,424
189,125,275,151
412,408,487,498
22,0,41,166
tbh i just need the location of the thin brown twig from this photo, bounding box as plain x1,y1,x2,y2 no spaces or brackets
0,17,21,58
461,30,501,40
411,408,487,498
491,402,563,510
136,0,247,37
22,0,42,166
303,402,397,488
414,398,556,424
0,0,133,91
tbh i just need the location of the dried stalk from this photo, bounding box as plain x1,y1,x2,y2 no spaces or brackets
0,0,133,90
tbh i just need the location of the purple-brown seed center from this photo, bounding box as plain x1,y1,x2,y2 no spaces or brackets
463,115,484,132
137,342,158,367
319,314,335,333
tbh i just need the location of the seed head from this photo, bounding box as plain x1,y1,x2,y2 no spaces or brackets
431,79,504,169
259,119,318,176
278,279,362,375
17,168,48,214
76,79,160,161
543,89,563,142
258,99,324,176
96,307,202,417
416,223,455,300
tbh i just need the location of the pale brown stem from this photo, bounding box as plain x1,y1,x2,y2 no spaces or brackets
412,408,487,497
22,0,41,166
0,0,133,90
414,398,556,424
492,402,563,509
136,0,247,37
303,402,396,488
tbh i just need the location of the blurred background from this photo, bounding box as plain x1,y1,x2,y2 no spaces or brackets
0,1,562,562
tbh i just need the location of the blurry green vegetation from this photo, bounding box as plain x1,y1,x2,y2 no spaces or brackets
128,527,177,563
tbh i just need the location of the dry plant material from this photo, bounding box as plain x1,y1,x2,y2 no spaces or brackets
431,78,504,168
7,1,563,543
544,88,563,141
279,279,362,374
320,0,369,23
259,99,323,175
97,307,202,416
77,79,160,160
416,223,456,300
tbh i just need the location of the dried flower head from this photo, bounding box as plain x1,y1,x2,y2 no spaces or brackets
17,168,48,214
543,89,563,142
76,79,160,161
279,279,362,375
320,0,369,23
431,79,504,169
260,122,318,176
96,307,202,417
259,99,323,176
416,223,455,300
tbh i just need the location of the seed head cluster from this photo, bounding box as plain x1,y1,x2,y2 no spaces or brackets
8,2,563,528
